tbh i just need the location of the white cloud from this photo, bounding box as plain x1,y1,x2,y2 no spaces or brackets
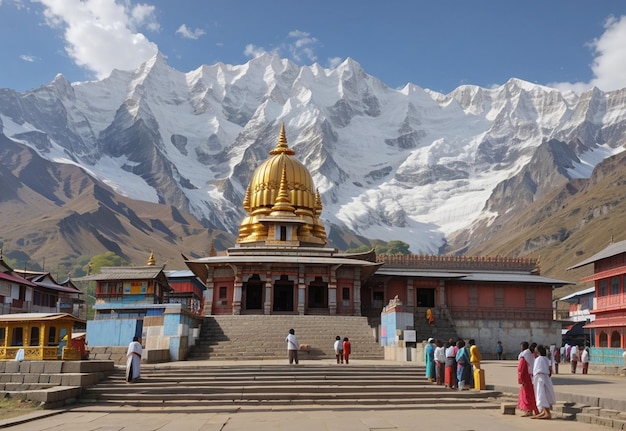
551,14,626,93
243,43,266,58
19,54,36,62
243,30,320,64
328,56,343,69
176,24,205,40
34,0,159,80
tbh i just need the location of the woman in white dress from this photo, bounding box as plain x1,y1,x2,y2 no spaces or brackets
531,344,556,419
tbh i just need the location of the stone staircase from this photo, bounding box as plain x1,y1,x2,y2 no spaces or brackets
77,363,503,410
189,315,384,360
414,307,458,343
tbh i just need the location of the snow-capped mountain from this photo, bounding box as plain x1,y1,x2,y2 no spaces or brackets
1,52,625,256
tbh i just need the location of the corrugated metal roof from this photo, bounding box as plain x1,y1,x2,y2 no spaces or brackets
0,272,37,286
568,239,626,270
559,286,595,301
374,269,466,278
460,273,574,285
0,312,85,323
78,266,166,281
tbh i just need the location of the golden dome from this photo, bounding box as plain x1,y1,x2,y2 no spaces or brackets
237,124,327,246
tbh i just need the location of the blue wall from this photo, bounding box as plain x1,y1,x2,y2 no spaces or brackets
87,319,138,346
590,347,625,366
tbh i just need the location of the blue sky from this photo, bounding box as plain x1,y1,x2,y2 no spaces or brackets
1,0,626,94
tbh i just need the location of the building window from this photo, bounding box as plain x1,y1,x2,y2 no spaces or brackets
48,327,57,345
494,287,504,308
598,279,608,297
525,288,535,308
611,331,621,348
610,276,620,295
219,286,227,299
469,287,478,307
280,226,287,241
342,288,350,301
29,327,40,346
11,327,24,346
599,332,608,347
373,291,384,309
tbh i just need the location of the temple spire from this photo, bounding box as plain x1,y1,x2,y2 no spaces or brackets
147,251,156,266
269,123,296,156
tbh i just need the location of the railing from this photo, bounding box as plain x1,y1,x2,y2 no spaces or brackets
0,346,82,360
594,294,626,312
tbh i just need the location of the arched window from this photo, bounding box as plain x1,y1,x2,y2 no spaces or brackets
610,331,621,348
48,327,57,345
599,332,608,347
29,326,40,346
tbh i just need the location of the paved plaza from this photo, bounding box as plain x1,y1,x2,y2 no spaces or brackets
2,360,624,431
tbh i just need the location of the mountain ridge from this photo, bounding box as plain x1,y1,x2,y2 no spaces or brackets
1,53,625,293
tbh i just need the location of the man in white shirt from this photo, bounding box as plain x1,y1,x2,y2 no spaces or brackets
285,328,299,364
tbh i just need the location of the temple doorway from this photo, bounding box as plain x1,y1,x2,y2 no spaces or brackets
416,288,435,308
308,276,328,309
273,275,294,312
244,274,263,311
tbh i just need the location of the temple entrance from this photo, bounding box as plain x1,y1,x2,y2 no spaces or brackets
244,274,263,311
307,277,328,309
273,275,294,312
416,288,435,308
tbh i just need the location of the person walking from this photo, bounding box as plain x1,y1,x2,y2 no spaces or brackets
531,344,556,420
333,335,343,364
285,328,299,364
425,338,436,382
581,346,590,374
517,341,539,417
496,341,504,360
125,336,142,383
342,337,351,364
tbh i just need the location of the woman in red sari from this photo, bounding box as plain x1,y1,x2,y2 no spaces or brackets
517,341,539,417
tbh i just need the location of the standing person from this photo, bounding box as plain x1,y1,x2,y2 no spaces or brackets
496,341,504,360
468,338,482,388
333,335,343,364
553,347,560,374
126,336,142,383
342,337,351,364
434,339,446,385
444,338,458,389
425,338,436,382
532,344,556,420
285,329,299,365
455,339,471,390
581,346,590,374
570,344,579,373
517,341,539,417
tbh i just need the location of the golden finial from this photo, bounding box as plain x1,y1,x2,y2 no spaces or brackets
242,185,251,212
147,251,156,266
270,165,296,214
269,123,296,156
315,189,323,215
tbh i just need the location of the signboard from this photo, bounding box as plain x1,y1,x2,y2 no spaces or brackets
404,330,416,343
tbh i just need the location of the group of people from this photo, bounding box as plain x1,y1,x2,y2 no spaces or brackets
285,329,352,365
560,343,591,374
424,337,481,391
517,341,557,420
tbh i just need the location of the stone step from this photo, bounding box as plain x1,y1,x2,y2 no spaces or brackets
78,364,501,409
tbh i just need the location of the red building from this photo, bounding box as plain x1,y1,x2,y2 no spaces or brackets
569,239,626,363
